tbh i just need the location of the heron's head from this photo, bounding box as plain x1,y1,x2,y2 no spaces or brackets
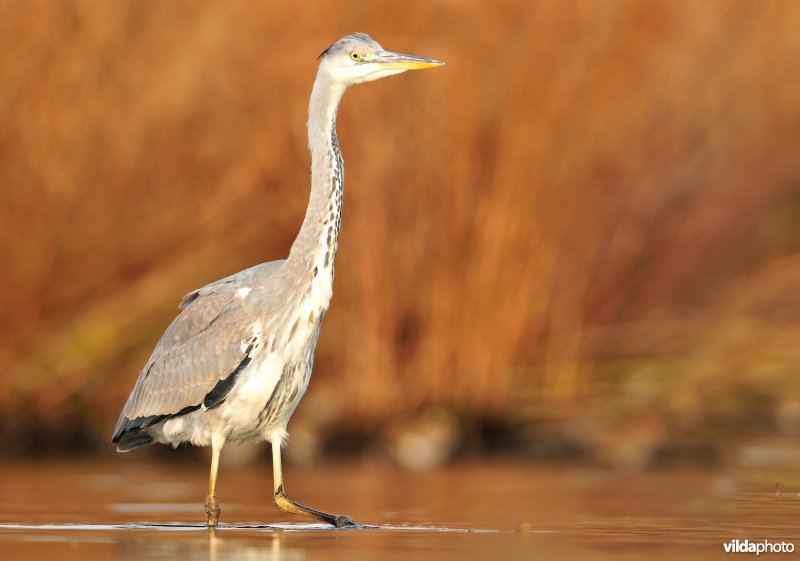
319,33,444,86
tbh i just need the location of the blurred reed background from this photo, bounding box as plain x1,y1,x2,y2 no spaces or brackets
1,0,799,468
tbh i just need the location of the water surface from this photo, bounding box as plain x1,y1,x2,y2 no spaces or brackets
0,459,797,560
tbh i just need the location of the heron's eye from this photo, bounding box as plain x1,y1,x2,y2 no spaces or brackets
350,51,362,61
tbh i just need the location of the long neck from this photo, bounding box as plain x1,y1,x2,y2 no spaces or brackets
287,72,346,281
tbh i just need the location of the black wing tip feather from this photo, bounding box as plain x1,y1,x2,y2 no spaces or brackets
114,430,155,452
111,404,202,451
111,415,157,452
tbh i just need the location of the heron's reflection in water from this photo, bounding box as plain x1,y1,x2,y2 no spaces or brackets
117,527,305,561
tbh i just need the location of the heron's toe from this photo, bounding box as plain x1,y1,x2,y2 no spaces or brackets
334,514,357,528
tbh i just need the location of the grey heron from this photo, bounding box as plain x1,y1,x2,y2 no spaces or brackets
111,33,442,528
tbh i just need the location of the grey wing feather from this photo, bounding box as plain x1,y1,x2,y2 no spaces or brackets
112,260,285,440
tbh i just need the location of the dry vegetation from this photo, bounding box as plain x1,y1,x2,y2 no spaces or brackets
1,1,799,465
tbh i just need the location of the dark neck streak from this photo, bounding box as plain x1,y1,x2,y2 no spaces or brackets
286,73,345,289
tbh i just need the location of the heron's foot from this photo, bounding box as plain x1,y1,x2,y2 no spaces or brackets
273,485,357,528
205,494,221,527
333,514,357,528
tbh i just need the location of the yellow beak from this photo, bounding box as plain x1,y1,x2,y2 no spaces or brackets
372,50,445,70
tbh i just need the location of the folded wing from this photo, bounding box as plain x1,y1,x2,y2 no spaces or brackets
112,261,284,449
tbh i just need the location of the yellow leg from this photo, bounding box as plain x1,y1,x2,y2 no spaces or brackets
205,432,224,527
271,439,356,528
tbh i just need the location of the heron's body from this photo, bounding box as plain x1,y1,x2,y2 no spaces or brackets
112,33,442,528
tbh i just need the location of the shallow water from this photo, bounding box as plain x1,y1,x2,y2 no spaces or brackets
0,458,798,560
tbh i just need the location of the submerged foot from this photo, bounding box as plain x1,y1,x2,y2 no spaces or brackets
333,514,357,528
